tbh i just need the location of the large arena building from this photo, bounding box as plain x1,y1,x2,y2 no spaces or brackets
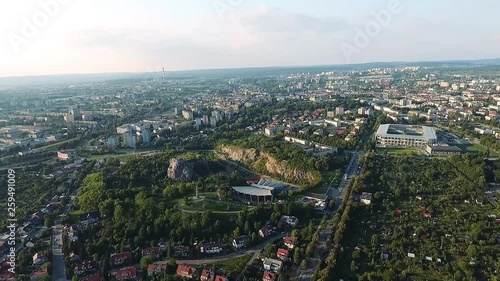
232,178,288,204
375,124,437,148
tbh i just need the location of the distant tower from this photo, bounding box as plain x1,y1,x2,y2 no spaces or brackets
162,67,165,81
195,186,199,199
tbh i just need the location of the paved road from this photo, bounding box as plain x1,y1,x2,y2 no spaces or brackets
298,151,363,281
52,225,67,281
175,233,286,266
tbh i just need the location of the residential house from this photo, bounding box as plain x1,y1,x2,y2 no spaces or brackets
262,258,282,273
262,271,277,281
112,266,137,281
259,225,275,238
86,273,104,281
176,264,197,279
0,272,15,281
32,253,46,266
142,247,160,259
200,243,223,254
25,237,39,248
281,216,299,227
283,237,297,249
215,276,229,281
158,240,167,252
79,211,100,226
232,235,249,250
360,192,373,205
31,212,45,225
74,261,99,276
69,252,80,262
110,252,133,267
276,248,289,260
30,268,48,281
200,269,215,281
173,245,191,258
147,262,168,277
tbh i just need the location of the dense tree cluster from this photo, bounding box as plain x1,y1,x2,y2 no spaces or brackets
70,151,319,278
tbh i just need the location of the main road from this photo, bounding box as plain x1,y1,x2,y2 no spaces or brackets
298,150,363,281
52,225,67,281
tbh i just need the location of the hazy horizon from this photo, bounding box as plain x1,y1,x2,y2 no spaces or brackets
2,0,500,78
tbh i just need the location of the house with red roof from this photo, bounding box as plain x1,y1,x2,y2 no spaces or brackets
200,269,215,281
283,237,297,249
276,248,289,260
176,264,197,279
74,261,99,276
112,266,137,281
110,252,133,267
30,268,48,281
0,272,15,281
215,276,229,281
86,273,104,281
262,271,277,281
147,262,167,276
142,247,160,259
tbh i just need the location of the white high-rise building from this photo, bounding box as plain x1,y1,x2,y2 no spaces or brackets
210,117,217,127
107,135,118,150
122,132,136,148
142,129,152,144
335,107,344,116
194,117,202,129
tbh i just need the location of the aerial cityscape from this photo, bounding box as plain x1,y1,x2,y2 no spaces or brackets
0,1,499,281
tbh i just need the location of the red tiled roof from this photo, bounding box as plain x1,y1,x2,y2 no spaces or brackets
215,275,229,281
263,271,276,281
87,273,103,281
147,262,167,273
283,236,297,246
31,268,48,277
200,269,213,278
177,264,196,277
110,252,132,265
113,266,137,280
277,248,289,257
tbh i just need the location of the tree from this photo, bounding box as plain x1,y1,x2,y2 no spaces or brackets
233,227,241,238
263,243,276,258
300,259,307,269
351,260,356,272
466,245,478,258
382,269,396,281
140,257,153,270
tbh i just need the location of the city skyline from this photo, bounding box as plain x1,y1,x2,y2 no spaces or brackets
1,0,500,77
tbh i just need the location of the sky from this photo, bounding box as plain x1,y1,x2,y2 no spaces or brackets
1,0,499,77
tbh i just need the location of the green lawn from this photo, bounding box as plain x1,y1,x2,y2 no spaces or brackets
37,138,79,151
85,153,138,161
210,254,252,275
309,170,341,194
462,143,500,157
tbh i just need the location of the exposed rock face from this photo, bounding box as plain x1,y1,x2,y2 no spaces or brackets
260,152,317,183
218,145,258,164
167,157,209,181
167,158,194,181
217,145,319,185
